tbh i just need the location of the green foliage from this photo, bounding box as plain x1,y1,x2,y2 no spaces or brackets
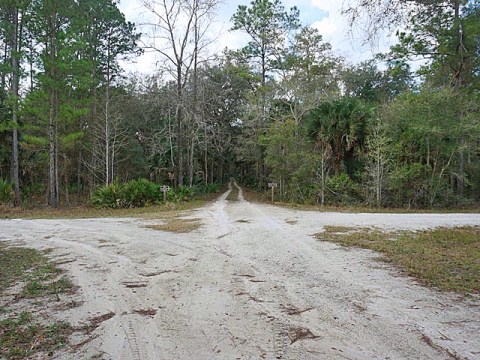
307,97,373,176
0,178,13,204
91,179,200,208
205,183,221,193
389,1,480,88
231,0,300,81
175,186,195,202
387,163,429,207
122,178,161,207
1,0,479,211
381,87,479,207
262,119,319,203
363,119,392,207
91,183,122,208
325,174,362,205
195,182,221,195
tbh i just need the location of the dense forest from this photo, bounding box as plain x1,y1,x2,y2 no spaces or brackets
0,0,479,209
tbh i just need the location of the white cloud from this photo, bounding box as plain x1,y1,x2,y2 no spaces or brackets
117,0,397,74
309,0,394,64
312,16,337,37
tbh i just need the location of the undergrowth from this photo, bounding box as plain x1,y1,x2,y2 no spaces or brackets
91,179,220,209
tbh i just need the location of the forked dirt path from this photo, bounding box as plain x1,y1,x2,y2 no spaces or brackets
1,182,480,359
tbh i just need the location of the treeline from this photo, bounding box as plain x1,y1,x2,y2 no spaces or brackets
1,0,479,209
0,0,140,207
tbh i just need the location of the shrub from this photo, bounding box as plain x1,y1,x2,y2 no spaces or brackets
175,186,195,202
205,182,221,193
91,183,122,208
386,163,429,208
325,174,362,205
196,182,221,195
0,179,13,204
123,179,161,207
91,179,207,208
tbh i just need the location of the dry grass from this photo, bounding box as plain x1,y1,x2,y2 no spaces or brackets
322,225,362,233
0,244,76,359
315,226,480,294
0,313,72,359
226,185,239,202
145,217,201,233
241,188,480,214
0,199,210,220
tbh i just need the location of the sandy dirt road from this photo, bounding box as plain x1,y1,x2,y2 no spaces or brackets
1,182,480,359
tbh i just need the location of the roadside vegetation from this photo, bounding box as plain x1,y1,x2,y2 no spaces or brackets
0,244,76,359
243,187,480,213
1,1,479,211
91,179,220,208
0,180,221,219
315,226,480,294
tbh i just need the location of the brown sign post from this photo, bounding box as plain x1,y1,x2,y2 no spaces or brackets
268,182,278,203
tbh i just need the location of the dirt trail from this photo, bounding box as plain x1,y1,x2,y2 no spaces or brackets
1,182,480,359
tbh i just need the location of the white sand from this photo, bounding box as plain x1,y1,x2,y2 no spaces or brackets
1,183,479,359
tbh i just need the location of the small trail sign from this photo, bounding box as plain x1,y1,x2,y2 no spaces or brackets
268,182,278,202
161,185,170,202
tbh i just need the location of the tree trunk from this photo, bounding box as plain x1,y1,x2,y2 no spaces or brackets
48,10,59,208
204,125,208,185
105,67,110,185
188,134,195,187
49,91,58,207
376,151,381,207
176,66,184,187
77,151,82,201
458,148,464,196
10,6,21,206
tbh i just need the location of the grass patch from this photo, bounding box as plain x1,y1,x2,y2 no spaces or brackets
0,244,76,359
226,185,239,202
0,245,49,292
322,225,361,233
21,276,75,300
0,312,72,359
0,197,212,220
315,226,480,294
0,244,74,301
145,218,201,233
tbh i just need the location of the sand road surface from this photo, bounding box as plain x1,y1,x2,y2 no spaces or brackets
1,183,480,359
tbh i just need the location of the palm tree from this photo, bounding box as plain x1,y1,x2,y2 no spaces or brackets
307,97,372,175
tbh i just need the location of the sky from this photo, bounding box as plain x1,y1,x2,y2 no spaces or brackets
118,0,394,74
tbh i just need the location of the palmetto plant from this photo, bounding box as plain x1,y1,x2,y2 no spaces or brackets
307,97,373,175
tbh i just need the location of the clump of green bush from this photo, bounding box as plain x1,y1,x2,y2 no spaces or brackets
325,174,362,205
0,178,13,204
91,179,221,208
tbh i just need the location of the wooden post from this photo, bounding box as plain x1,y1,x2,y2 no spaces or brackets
161,185,170,202
268,182,277,203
